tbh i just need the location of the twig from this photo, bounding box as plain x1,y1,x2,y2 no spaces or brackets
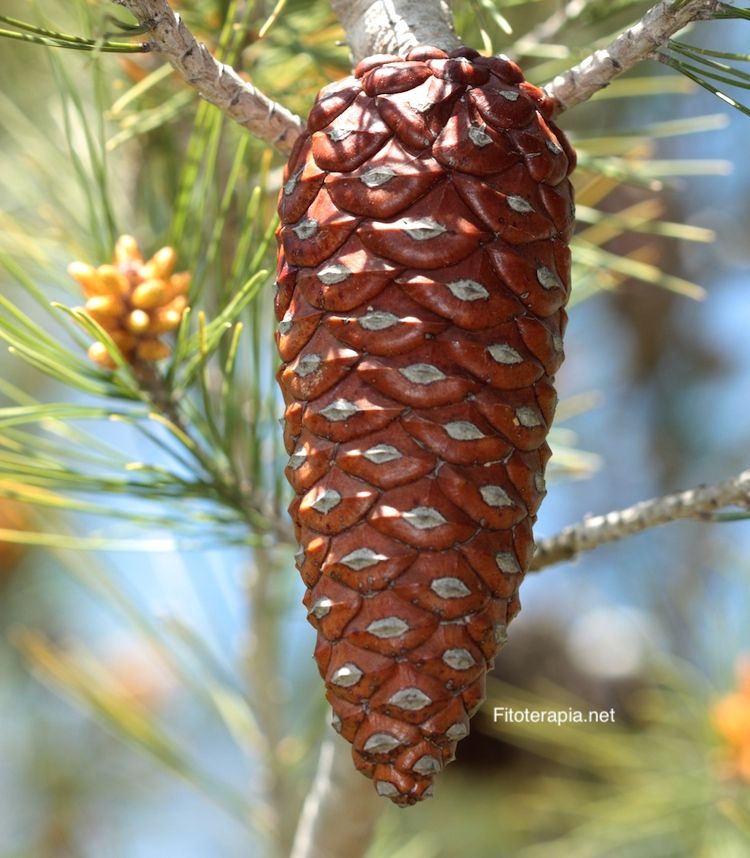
329,0,461,62
532,468,750,570
545,0,722,113
112,0,302,153
290,729,383,858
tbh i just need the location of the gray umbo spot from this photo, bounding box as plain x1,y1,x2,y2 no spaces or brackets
402,506,447,530
363,733,402,754
327,127,354,142
401,217,447,241
537,265,562,291
331,663,363,687
446,279,489,301
487,343,522,365
468,125,492,147
367,617,409,639
361,166,396,188
388,687,432,710
412,755,441,775
359,310,399,331
309,597,333,619
442,648,477,670
294,353,321,377
430,577,471,599
317,263,351,285
320,399,359,422
287,448,308,470
340,547,385,570
292,218,318,240
400,363,446,385
507,195,534,214
494,623,509,646
283,168,302,196
495,551,521,574
516,406,543,428
444,421,485,441
480,485,513,507
311,489,342,514
446,722,468,740
363,444,402,464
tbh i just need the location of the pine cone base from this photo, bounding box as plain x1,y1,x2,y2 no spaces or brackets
275,45,575,805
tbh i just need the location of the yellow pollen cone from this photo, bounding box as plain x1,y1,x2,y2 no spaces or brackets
136,339,171,361
87,341,116,368
86,295,124,320
126,309,151,333
144,246,177,280
132,279,166,310
114,234,143,265
97,265,130,296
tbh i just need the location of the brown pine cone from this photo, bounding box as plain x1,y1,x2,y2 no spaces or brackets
275,46,575,805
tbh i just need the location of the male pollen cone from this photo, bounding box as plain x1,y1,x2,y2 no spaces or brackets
274,45,575,806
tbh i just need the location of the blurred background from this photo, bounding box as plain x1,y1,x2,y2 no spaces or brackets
1,0,749,856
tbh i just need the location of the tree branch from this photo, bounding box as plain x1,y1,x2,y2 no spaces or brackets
109,0,726,152
112,0,302,153
290,729,382,858
544,0,722,113
532,468,750,571
329,0,461,62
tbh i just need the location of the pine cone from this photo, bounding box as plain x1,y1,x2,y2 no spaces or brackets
275,46,575,805
68,235,190,368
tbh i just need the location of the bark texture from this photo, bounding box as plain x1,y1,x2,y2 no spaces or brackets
114,0,302,151
545,0,722,111
330,0,461,62
532,468,750,570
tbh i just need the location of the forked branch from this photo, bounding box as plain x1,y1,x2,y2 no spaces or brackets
111,0,725,149
113,0,302,152
544,0,722,112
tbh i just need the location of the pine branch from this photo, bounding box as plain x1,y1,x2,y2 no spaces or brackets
544,0,723,112
532,468,750,570
106,0,739,156
329,0,461,61
112,0,302,153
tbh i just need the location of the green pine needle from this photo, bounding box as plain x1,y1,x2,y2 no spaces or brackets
0,15,147,53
